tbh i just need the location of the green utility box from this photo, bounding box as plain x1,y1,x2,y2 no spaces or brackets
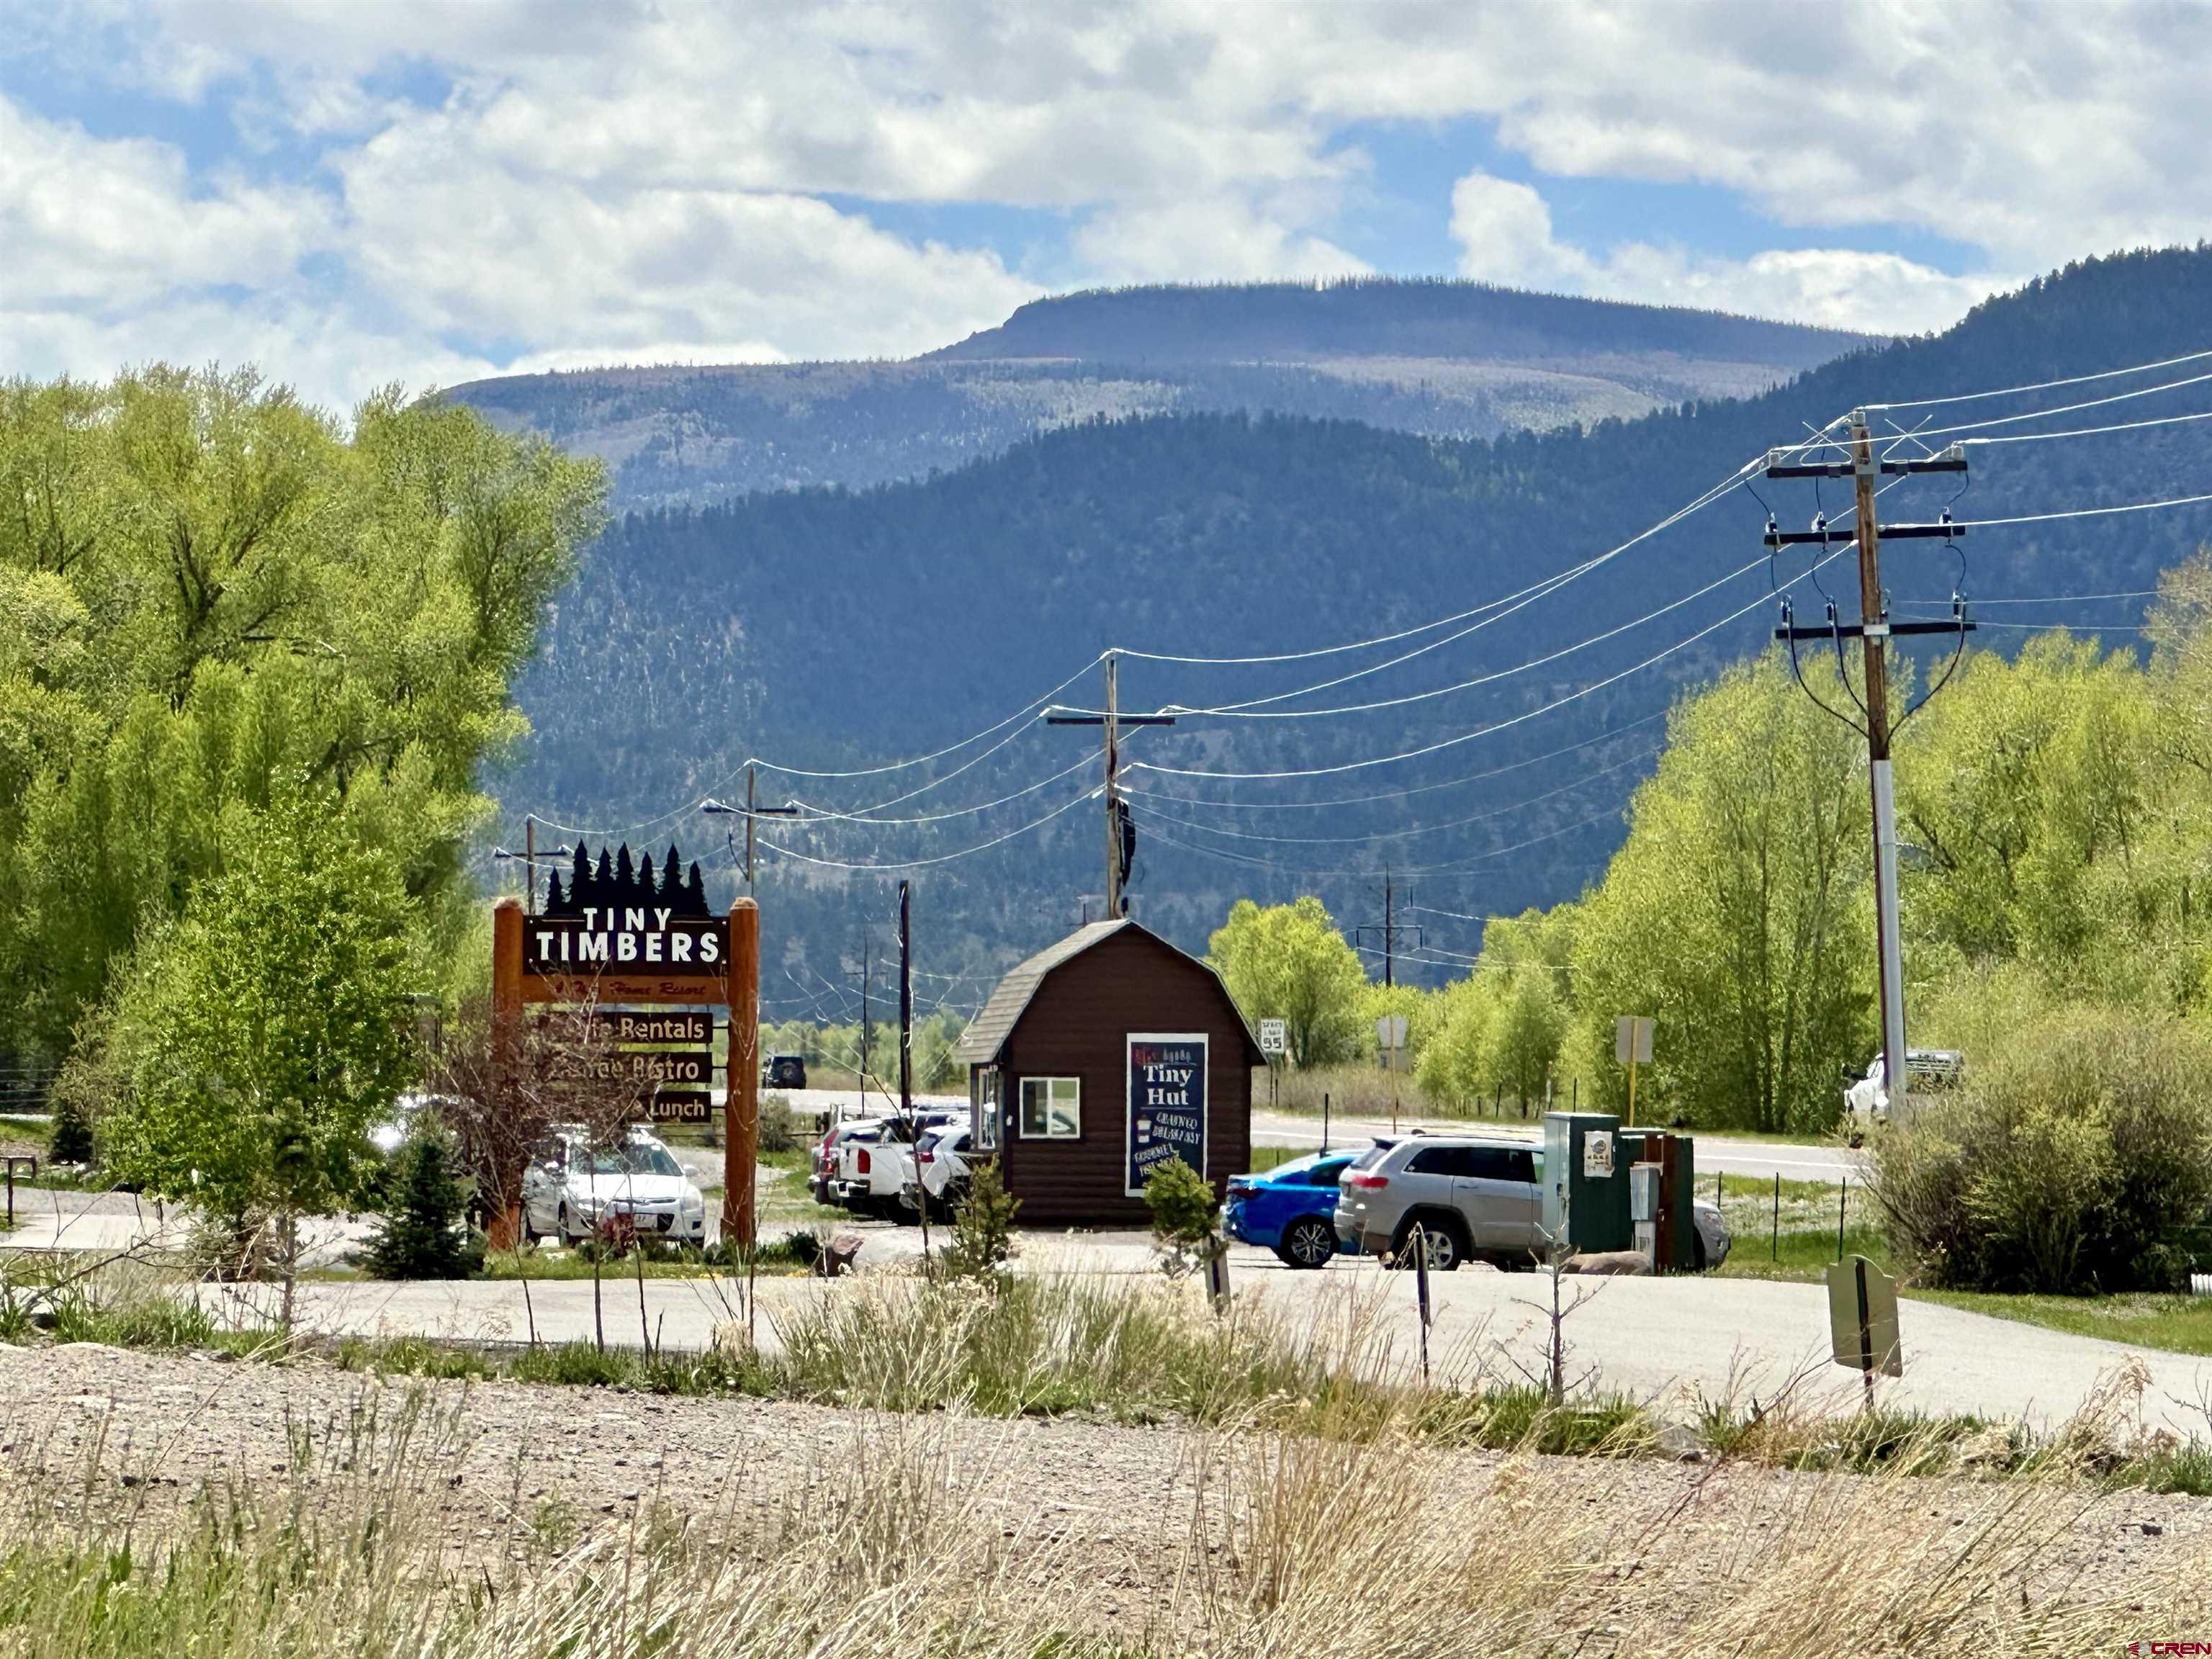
1542,1112,1632,1255
1622,1130,1698,1272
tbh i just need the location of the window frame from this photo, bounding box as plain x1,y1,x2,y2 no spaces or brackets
1018,1075,1082,1140
973,1068,1001,1151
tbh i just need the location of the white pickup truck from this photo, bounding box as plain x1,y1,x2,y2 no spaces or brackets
1843,1048,1964,1134
834,1110,963,1220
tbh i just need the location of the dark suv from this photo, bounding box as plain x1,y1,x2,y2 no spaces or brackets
763,1054,808,1090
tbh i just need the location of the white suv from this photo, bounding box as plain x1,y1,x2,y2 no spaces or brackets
898,1120,973,1220
1332,1136,1543,1272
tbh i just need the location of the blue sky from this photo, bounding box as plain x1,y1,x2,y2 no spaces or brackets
4,1,2203,410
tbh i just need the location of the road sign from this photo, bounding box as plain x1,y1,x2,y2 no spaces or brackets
1827,1254,1903,1380
1614,1015,1655,1066
1376,1014,1409,1050
1258,1017,1287,1056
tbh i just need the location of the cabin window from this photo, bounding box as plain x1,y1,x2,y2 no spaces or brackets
1020,1076,1081,1139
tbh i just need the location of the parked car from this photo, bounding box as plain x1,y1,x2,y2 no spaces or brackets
897,1120,974,1220
1691,1199,1732,1271
1842,1047,1964,1134
1225,1149,1363,1268
763,1054,809,1090
521,1125,706,1245
1333,1134,1542,1272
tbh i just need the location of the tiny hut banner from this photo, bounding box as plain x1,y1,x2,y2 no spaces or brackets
1127,1033,1208,1197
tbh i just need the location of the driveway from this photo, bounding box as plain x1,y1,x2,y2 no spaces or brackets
156,1233,2212,1437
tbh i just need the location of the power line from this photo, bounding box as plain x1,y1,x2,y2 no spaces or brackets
1867,345,2212,412
1128,745,1659,845
1892,369,2212,444
1147,545,1786,723
1960,490,2212,529
1125,707,1673,811
1141,797,1635,881
1959,407,2212,448
755,781,1098,873
1131,543,1853,781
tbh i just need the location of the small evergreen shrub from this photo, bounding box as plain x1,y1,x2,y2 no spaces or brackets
942,1159,1020,1282
1141,1158,1218,1277
363,1133,481,1280
758,1093,799,1154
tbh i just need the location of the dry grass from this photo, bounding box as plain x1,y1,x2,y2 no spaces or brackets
0,1364,2201,1658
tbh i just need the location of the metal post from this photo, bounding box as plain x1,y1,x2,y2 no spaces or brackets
1772,1172,1781,1261
1837,1175,1848,1262
1383,868,1394,989
1321,1090,1330,1154
727,899,761,1254
1413,1223,1432,1387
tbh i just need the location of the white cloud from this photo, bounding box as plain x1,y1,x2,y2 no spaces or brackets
9,1,2212,405
1450,168,2004,336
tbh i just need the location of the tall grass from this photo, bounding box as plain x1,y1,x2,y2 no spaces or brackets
0,1373,2199,1655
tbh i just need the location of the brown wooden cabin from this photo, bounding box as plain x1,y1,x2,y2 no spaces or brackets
955,919,1262,1226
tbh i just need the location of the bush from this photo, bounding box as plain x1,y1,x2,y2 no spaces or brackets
1867,1007,2212,1293
942,1159,1019,1282
363,1133,481,1280
46,1094,94,1165
758,1093,798,1154
1141,1157,1218,1277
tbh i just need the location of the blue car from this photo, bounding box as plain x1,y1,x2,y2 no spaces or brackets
1226,1150,1362,1269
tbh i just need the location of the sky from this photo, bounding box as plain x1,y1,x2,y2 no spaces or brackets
5,0,2208,412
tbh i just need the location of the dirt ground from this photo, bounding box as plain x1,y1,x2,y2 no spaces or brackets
3,1339,2210,1639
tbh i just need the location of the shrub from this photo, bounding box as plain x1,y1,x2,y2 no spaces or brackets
1866,1007,2212,1292
45,1094,94,1165
362,1133,481,1280
1141,1157,1218,1277
941,1159,1019,1282
757,1093,799,1153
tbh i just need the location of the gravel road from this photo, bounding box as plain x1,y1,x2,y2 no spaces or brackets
1,1341,2205,1635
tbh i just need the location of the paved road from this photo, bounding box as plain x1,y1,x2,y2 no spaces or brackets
1248,1109,1862,1185
181,1242,2212,1437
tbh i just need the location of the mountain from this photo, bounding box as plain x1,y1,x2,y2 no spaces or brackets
490,248,2212,1009
446,279,1869,511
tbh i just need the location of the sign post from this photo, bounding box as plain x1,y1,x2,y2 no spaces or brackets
492,840,756,1251
1258,1017,1286,1120
1614,1015,1655,1127
1826,1253,1903,1409
1377,1014,1409,1132
1126,1033,1208,1197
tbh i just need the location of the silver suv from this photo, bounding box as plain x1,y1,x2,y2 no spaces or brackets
1333,1135,1543,1272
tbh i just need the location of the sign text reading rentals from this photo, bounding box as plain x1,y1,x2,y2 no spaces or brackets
1127,1033,1208,1197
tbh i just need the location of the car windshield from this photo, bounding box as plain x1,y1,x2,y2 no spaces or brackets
586,1141,682,1178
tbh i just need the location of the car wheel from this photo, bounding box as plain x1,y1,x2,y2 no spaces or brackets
1394,1215,1463,1272
1693,1232,1710,1273
1275,1217,1338,1269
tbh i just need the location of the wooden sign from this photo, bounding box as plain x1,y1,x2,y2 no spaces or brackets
523,842,729,988
645,1090,714,1125
577,1008,714,1046
557,1051,714,1089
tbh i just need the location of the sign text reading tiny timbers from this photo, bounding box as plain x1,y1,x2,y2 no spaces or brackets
525,842,727,978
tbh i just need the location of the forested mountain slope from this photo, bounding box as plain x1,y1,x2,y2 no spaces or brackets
494,248,2212,1007
447,279,1868,509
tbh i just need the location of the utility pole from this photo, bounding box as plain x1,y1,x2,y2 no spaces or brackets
524,817,536,917
703,774,800,890
1355,869,1421,986
1766,415,1974,1117
853,936,871,1087
899,879,930,1263
1045,652,1176,917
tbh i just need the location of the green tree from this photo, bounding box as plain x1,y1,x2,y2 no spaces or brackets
364,1130,478,1281
1207,896,1367,1066
1571,654,1873,1132
0,368,606,1066
103,793,417,1326
1487,967,1568,1108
